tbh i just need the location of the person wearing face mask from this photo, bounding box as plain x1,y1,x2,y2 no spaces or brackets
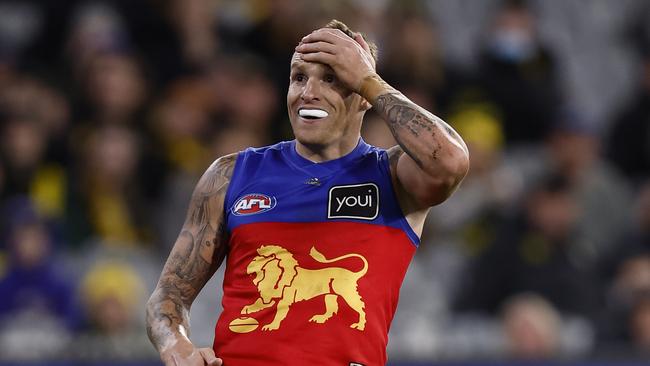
478,0,562,146
145,19,469,366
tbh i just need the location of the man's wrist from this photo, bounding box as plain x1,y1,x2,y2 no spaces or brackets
160,337,195,362
358,74,394,104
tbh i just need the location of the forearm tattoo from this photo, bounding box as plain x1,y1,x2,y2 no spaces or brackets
374,91,468,170
146,154,236,351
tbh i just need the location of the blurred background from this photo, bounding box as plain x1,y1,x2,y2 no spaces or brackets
1,0,650,364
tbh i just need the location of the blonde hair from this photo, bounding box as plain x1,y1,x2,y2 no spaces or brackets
324,19,378,64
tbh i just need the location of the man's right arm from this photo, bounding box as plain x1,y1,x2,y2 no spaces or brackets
146,153,237,366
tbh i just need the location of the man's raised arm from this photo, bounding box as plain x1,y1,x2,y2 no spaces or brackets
146,153,237,366
361,75,469,208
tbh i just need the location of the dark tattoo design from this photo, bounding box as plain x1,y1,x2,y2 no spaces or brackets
146,153,236,352
375,92,467,168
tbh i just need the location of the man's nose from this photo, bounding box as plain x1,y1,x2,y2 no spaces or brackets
301,78,321,102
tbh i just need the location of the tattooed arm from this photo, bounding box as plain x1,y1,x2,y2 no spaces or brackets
146,153,236,366
361,75,469,209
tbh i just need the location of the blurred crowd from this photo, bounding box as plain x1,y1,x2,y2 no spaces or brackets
1,0,650,363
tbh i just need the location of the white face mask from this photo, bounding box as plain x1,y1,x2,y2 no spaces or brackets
489,28,536,62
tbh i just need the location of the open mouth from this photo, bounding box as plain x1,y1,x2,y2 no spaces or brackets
298,108,328,120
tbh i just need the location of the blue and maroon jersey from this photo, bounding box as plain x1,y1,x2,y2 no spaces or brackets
213,139,419,365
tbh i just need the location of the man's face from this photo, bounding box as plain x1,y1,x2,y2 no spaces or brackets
287,52,361,147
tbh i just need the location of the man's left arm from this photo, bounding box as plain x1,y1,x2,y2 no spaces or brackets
362,76,470,208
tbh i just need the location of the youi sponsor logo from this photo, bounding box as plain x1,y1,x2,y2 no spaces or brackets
328,183,379,220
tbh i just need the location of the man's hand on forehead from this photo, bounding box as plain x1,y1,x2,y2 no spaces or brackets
295,28,376,94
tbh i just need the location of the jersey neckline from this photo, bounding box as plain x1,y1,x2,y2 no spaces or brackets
283,138,372,176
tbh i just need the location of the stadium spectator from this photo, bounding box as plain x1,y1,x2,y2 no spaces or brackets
598,254,650,356
600,181,650,282
67,124,151,247
0,199,78,360
629,293,650,354
545,111,632,265
476,0,562,145
74,260,156,361
427,103,518,245
0,118,48,198
607,47,650,184
501,293,562,360
75,52,148,127
379,0,469,116
455,174,599,317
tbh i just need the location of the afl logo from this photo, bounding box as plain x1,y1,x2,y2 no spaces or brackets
232,194,277,216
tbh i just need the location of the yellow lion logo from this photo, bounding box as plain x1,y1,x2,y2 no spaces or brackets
237,245,368,331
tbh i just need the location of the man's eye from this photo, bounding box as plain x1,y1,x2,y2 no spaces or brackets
294,74,305,82
325,74,335,83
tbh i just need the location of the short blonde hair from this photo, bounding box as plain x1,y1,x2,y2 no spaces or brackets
324,19,378,64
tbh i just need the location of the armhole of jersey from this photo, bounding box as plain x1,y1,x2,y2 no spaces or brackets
223,151,247,232
379,150,421,247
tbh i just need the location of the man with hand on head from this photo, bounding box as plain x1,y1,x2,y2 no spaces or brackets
146,19,469,365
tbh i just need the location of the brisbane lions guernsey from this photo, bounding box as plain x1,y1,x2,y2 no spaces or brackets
214,139,419,365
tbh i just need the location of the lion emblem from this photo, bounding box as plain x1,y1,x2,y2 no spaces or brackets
237,244,368,331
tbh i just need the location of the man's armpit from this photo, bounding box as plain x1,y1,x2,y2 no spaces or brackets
386,146,417,214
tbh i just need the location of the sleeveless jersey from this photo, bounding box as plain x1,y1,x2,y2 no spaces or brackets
213,139,419,365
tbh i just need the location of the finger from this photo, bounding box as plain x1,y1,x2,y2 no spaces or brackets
199,348,223,366
301,31,337,45
299,51,337,66
318,28,352,43
302,29,352,46
354,33,371,53
296,41,337,55
353,33,376,69
168,355,180,366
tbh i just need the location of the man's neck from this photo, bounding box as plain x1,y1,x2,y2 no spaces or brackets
294,136,361,163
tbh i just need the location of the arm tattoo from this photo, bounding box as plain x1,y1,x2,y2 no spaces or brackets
375,91,468,170
146,154,236,351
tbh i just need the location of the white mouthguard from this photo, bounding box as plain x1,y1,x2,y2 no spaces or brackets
299,108,328,118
